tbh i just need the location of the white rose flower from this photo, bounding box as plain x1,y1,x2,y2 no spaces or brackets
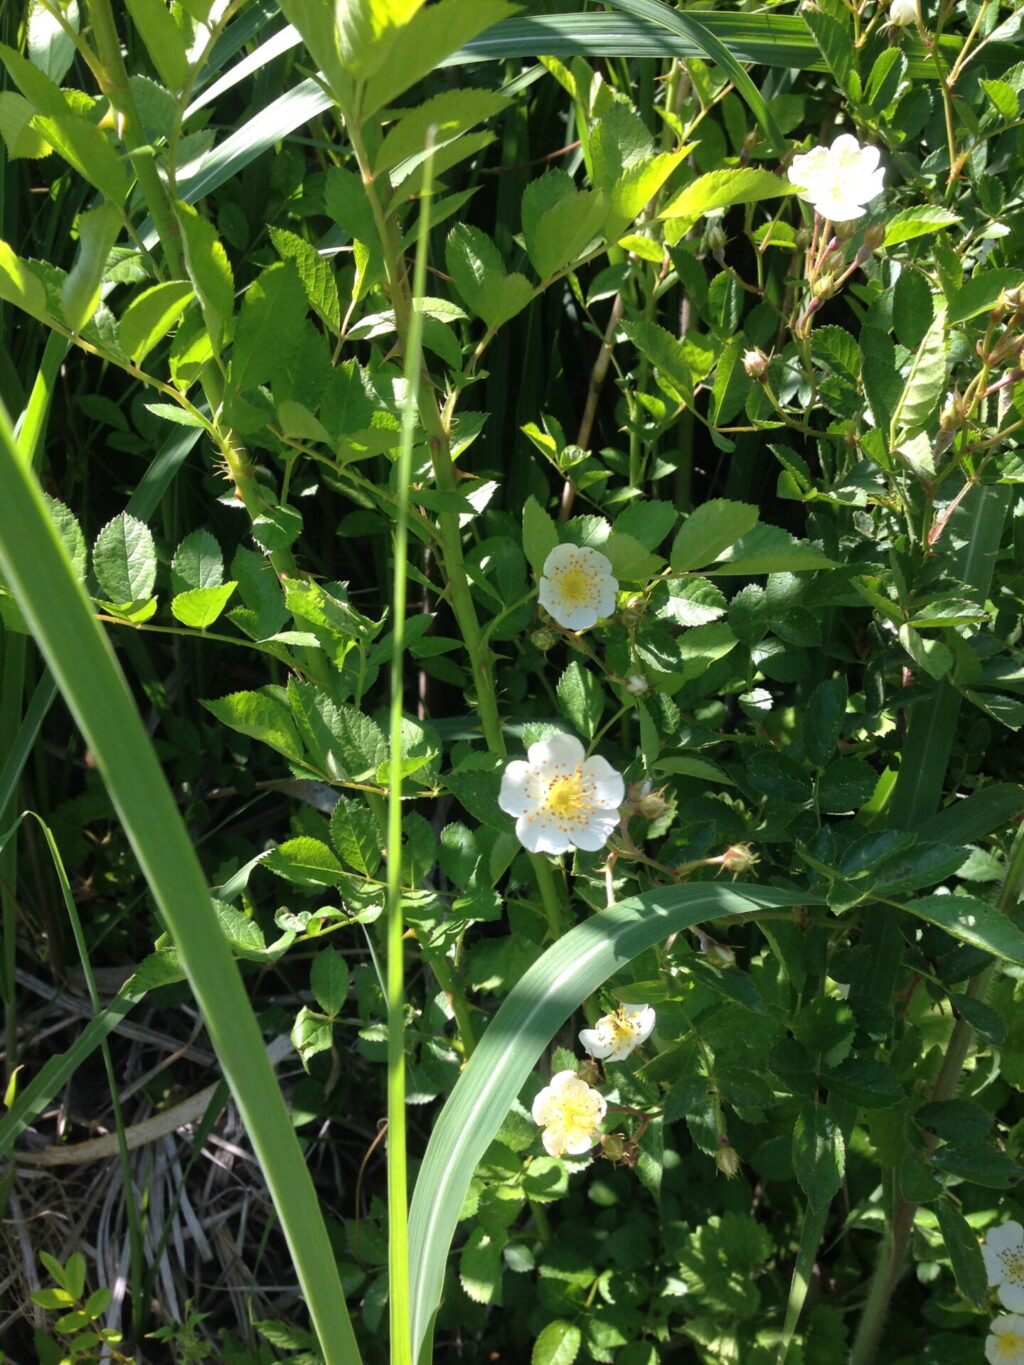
579,1003,656,1061
538,543,617,631
788,133,885,222
987,1314,1024,1365
984,1222,1024,1312
498,733,624,855
889,0,918,24
531,1069,607,1157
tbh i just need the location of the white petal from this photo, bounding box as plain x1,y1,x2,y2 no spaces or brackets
541,542,583,575
829,133,862,159
530,732,585,769
540,1126,565,1157
579,1027,612,1058
1000,1283,1024,1314
498,761,536,816
570,809,620,852
626,1003,656,1042
517,813,572,855
989,1222,1024,1254
538,590,601,631
563,1130,598,1156
532,1086,556,1124
582,756,626,808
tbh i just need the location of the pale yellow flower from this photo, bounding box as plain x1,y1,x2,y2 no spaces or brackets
987,1315,1024,1365
531,1070,607,1157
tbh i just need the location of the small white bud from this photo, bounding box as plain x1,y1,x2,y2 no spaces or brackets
889,0,918,25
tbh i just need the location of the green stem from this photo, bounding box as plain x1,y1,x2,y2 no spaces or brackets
384,138,436,1365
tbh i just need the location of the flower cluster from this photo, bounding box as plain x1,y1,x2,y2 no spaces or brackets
531,1004,656,1158
984,1223,1024,1362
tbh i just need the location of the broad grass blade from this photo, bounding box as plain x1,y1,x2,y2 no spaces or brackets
0,408,363,1365
408,881,815,1362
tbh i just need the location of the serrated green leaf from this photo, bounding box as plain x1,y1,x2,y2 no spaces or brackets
310,946,349,1016
118,280,194,364
891,301,947,438
556,662,604,740
264,836,346,888
525,185,607,280
903,893,1024,964
291,1005,335,1064
61,202,120,332
231,261,309,392
171,528,223,593
949,268,1024,324
801,7,851,88
522,495,559,576
330,796,381,877
175,200,234,352
359,0,518,118
822,1058,905,1109
931,1140,1022,1189
269,226,341,333
532,1319,581,1365
459,1226,505,1305
621,317,698,403
817,758,877,813
202,688,304,762
898,623,953,680
793,1102,845,1206
670,498,759,572
42,494,86,579
965,690,1024,729
170,582,237,628
803,676,847,768
883,206,961,248
661,167,793,225
708,523,836,575
376,87,511,175
934,1198,988,1307
126,0,190,89
252,504,303,553
93,512,157,603
0,89,50,158
981,77,1018,121
32,110,129,202
605,148,690,242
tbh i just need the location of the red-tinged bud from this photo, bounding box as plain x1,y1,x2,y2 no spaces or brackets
742,347,770,381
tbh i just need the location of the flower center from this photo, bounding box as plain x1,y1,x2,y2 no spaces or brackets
994,1331,1024,1359
603,1009,637,1048
1003,1249,1024,1285
543,771,592,818
554,564,598,604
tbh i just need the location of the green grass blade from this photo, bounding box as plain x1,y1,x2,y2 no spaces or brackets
600,0,783,151
407,881,816,1363
889,484,1011,829
0,671,57,816
0,978,146,1152
177,10,971,209
0,408,363,1365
